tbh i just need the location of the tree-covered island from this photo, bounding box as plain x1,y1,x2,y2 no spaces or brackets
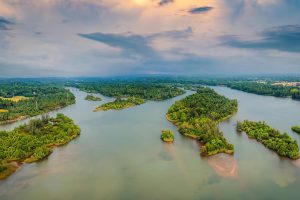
166,87,238,156
95,97,145,111
237,120,299,159
161,130,174,143
0,113,80,180
85,94,102,101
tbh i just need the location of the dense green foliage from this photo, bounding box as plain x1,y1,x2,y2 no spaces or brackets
167,87,237,156
0,113,80,179
237,120,299,159
0,165,7,173
71,82,185,100
227,82,300,100
161,130,174,142
0,82,75,124
95,97,145,111
85,94,102,101
291,126,300,135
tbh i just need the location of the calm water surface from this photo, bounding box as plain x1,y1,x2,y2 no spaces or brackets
1,86,300,200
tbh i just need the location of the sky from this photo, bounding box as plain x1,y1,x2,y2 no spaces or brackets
0,0,300,77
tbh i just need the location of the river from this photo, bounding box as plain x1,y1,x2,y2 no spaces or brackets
1,86,300,200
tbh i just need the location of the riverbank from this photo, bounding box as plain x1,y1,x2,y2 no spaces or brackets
0,104,73,125
0,114,81,180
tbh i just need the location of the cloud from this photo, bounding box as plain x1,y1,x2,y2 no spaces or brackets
0,17,14,30
221,25,300,52
78,27,215,74
78,27,193,58
158,0,174,6
189,7,213,14
148,26,193,39
53,0,108,22
79,32,157,58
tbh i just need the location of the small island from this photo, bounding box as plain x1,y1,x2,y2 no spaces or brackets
161,130,174,143
85,94,102,101
291,126,300,135
167,87,237,156
0,113,81,180
237,120,299,159
95,97,145,111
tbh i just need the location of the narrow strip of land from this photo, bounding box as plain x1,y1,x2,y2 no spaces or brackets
95,97,145,111
237,120,299,159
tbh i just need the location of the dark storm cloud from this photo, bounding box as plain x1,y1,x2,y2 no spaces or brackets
79,32,157,58
222,25,300,52
78,27,192,58
78,27,215,74
0,17,14,30
189,7,213,14
158,0,174,6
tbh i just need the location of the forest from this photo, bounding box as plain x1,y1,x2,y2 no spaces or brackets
95,97,145,111
0,82,75,124
0,113,80,179
166,87,238,156
161,130,174,143
237,120,299,159
85,94,102,101
70,82,185,100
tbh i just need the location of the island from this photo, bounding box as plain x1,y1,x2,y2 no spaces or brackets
71,82,185,101
0,113,81,180
95,97,145,111
85,94,102,101
291,126,300,135
161,130,174,143
166,87,238,156
237,120,299,159
0,81,75,124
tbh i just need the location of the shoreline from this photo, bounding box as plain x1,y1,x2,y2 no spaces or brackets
0,133,80,180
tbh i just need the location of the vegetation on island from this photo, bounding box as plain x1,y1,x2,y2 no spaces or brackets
167,87,238,156
0,82,75,124
85,94,102,101
237,120,299,159
95,97,145,111
0,113,80,179
291,126,300,135
71,82,185,101
161,130,174,143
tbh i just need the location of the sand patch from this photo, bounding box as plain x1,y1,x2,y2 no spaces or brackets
207,154,239,179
